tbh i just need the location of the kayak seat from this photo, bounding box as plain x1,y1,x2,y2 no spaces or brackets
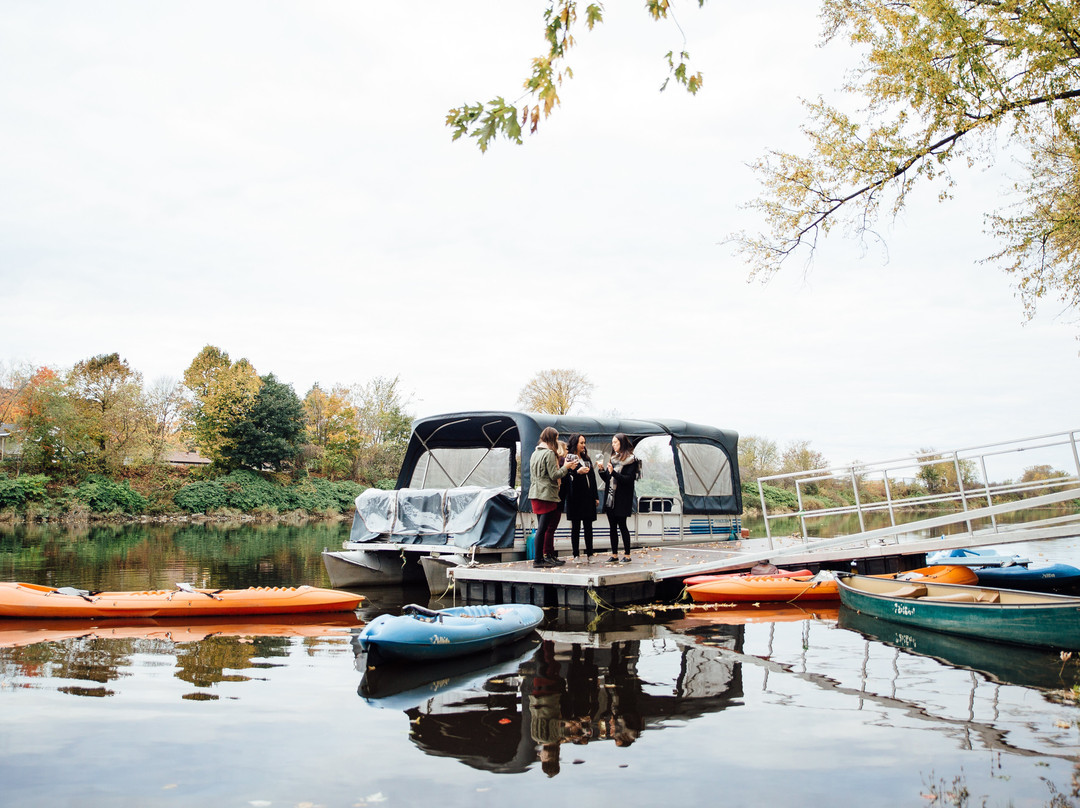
922,590,1000,604
891,584,928,599
402,604,443,622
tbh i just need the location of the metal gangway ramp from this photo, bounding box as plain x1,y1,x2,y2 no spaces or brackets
657,429,1080,581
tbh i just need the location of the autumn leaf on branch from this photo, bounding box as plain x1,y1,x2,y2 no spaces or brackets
446,1,707,150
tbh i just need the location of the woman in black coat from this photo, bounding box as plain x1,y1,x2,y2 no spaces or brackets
598,432,641,564
562,433,598,559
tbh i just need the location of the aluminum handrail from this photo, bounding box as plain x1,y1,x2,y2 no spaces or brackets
754,428,1080,545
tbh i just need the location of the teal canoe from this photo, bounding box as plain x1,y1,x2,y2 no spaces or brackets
837,574,1080,651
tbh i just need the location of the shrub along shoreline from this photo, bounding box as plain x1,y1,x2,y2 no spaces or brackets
0,468,370,524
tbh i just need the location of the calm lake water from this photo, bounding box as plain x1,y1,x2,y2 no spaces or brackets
1,520,1079,807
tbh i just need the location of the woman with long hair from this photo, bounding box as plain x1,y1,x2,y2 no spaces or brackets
562,433,598,559
598,432,641,563
528,426,578,568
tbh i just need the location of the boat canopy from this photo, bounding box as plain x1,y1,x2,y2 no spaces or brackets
395,411,742,515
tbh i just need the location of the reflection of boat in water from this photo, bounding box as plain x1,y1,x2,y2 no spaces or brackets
838,608,1080,692
678,603,840,626
0,613,363,648
356,635,539,708
359,621,748,774
0,581,362,619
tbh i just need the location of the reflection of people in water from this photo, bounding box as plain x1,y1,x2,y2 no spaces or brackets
528,639,566,776
525,639,645,771
601,641,641,747
561,644,600,744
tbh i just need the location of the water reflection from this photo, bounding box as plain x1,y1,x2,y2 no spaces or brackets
356,621,746,776
0,521,351,590
839,607,1080,693
0,616,360,698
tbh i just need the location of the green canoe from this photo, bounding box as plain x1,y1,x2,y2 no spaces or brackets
837,574,1080,651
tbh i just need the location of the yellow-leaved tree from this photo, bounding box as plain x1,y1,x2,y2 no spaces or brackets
517,369,594,415
181,346,262,467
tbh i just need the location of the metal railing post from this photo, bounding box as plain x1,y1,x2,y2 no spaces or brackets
953,451,973,536
850,466,866,538
979,455,997,533
795,479,808,542
758,481,774,550
883,470,897,527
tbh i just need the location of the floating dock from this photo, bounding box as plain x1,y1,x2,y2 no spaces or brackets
448,542,922,613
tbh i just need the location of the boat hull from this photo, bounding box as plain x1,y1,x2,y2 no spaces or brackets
321,549,426,587
356,603,544,664
872,566,979,586
837,574,1080,650
686,575,839,603
972,563,1080,594
0,582,363,620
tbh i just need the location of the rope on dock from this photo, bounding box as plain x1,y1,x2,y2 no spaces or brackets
585,588,614,613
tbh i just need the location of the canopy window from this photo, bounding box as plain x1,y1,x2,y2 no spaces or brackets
407,447,513,489
673,439,739,514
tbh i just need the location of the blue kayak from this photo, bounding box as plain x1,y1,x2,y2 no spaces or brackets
356,603,544,664
926,548,1030,567
972,563,1080,594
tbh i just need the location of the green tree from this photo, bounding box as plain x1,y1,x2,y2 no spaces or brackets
181,346,262,467
349,376,412,484
733,0,1080,324
67,353,149,472
517,369,594,415
738,434,780,482
13,366,85,475
222,374,305,472
145,376,186,463
303,384,361,480
446,1,705,152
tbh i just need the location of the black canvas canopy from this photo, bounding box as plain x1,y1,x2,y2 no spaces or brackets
395,411,742,515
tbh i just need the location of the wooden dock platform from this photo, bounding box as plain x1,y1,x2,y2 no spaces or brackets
448,541,921,613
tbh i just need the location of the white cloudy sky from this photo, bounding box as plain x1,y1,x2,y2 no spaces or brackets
2,1,1077,470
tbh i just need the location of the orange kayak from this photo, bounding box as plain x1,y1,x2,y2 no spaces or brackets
0,582,363,619
871,565,978,585
683,568,813,587
687,574,840,603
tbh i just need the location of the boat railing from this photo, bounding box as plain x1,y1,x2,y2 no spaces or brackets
754,428,1080,550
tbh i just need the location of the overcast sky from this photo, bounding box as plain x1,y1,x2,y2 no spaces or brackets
2,1,1077,473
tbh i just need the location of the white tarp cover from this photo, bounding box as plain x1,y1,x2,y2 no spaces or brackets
349,486,518,548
